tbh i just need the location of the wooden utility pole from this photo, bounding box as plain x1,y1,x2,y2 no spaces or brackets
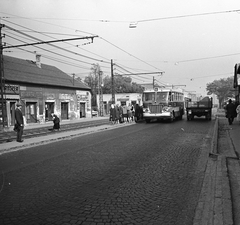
111,59,115,104
98,70,103,116
0,24,5,128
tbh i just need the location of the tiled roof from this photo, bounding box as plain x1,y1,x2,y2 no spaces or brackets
3,55,90,90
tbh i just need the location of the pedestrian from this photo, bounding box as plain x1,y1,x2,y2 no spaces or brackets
119,105,123,123
236,103,240,125
134,104,140,122
225,99,236,125
15,102,24,142
115,104,120,124
131,105,135,121
127,103,132,122
122,104,128,122
109,104,116,124
52,114,60,131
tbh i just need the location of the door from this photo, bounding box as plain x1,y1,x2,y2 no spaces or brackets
45,102,54,121
26,102,37,123
10,102,16,126
80,103,85,118
61,102,68,120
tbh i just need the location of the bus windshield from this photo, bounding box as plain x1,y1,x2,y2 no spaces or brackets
143,93,154,101
143,92,168,102
156,92,168,102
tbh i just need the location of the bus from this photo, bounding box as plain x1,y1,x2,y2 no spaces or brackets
142,87,185,123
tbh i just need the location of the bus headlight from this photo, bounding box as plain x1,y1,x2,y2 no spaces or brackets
143,108,150,113
162,106,171,112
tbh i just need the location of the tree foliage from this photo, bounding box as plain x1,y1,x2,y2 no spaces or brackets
84,64,144,106
84,64,100,106
206,77,235,107
102,75,144,94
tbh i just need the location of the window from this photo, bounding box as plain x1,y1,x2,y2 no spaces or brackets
144,93,154,101
156,92,167,102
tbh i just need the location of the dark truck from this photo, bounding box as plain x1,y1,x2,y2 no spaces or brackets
186,96,213,121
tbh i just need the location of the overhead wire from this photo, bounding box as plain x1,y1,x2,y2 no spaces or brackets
1,15,110,63
2,14,165,78
4,32,95,66
3,21,109,64
2,9,239,24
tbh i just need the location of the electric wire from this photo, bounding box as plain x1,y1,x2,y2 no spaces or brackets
1,17,110,63
2,9,239,24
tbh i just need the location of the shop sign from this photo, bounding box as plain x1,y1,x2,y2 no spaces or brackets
4,84,19,94
117,98,129,101
77,94,88,101
59,93,73,100
21,91,43,98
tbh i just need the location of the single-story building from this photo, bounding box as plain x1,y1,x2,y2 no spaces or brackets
0,55,92,129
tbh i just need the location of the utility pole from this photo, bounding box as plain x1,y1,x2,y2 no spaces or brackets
0,24,5,128
98,70,103,116
153,76,155,89
111,59,115,104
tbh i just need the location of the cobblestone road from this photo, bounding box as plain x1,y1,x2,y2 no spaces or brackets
0,119,214,225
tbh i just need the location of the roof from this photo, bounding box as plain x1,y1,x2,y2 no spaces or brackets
3,55,91,90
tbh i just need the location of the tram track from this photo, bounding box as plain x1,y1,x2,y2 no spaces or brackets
0,119,110,144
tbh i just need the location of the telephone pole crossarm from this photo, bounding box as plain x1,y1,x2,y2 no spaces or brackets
2,34,99,49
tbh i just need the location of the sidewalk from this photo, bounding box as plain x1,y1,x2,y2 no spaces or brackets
194,113,240,225
0,116,134,155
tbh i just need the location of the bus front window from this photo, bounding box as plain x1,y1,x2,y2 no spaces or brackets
144,93,154,101
156,92,167,102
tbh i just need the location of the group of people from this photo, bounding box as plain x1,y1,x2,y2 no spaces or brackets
14,102,61,143
109,103,143,124
225,99,240,125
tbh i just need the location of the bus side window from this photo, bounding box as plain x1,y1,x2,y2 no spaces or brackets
168,92,172,101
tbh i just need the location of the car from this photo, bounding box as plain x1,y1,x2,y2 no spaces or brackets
92,110,98,117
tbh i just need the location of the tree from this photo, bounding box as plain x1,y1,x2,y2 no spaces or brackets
84,66,144,106
102,75,143,94
84,64,101,106
206,77,235,108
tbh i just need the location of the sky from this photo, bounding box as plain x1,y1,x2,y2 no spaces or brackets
1,0,240,96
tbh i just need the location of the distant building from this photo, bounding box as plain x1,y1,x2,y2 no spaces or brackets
0,55,92,129
96,93,142,115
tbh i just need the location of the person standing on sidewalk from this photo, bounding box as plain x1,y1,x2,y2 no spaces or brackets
15,102,24,142
225,99,236,125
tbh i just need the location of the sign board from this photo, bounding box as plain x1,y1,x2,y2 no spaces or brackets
4,84,20,94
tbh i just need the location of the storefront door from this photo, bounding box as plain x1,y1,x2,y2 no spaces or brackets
80,103,85,118
61,102,68,120
26,102,37,123
10,102,16,126
45,102,54,121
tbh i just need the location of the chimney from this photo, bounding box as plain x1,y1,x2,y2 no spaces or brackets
35,52,41,68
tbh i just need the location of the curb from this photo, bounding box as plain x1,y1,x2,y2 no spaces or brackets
193,118,233,225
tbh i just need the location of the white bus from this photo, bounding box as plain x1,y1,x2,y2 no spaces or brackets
142,87,185,123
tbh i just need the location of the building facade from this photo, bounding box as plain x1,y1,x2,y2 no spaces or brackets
96,93,142,115
0,55,92,129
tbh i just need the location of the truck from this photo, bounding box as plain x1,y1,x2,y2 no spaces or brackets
186,96,213,121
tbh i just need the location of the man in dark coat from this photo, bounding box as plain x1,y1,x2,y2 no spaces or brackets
226,99,236,125
15,102,24,142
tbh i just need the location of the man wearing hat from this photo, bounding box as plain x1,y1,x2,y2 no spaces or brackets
15,102,24,142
